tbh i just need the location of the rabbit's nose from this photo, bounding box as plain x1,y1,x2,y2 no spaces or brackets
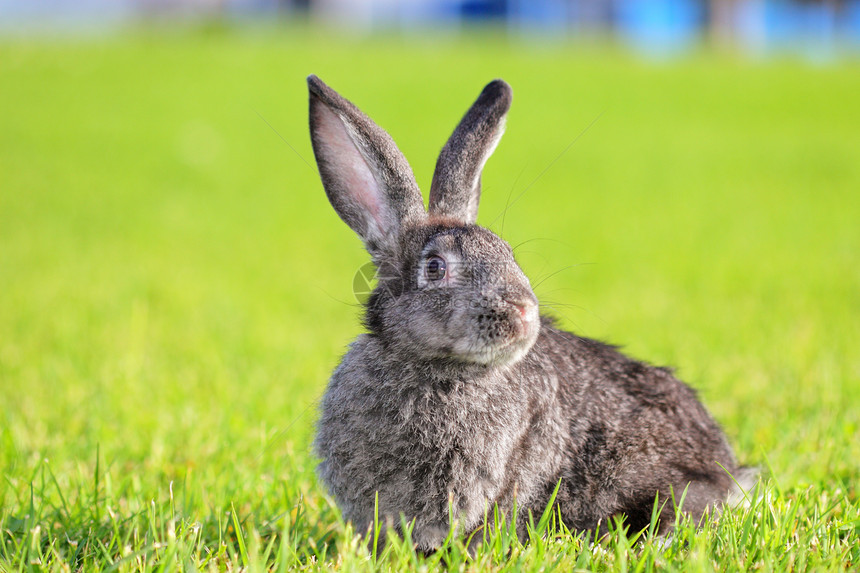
505,297,538,324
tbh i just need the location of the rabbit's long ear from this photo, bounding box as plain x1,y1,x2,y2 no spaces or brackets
429,79,512,224
308,75,425,256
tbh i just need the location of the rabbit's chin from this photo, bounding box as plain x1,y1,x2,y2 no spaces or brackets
463,340,536,367
450,324,541,367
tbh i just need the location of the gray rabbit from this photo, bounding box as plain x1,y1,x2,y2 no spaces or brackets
308,75,753,551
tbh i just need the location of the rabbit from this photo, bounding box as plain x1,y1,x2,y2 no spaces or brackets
307,74,753,551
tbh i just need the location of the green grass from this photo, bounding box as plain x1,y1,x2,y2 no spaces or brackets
1,23,859,571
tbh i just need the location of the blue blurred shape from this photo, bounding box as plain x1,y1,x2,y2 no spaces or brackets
738,0,837,62
459,0,507,21
509,0,568,33
615,0,703,57
841,0,860,50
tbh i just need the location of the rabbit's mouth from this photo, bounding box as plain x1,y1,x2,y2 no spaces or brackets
460,330,538,366
454,298,540,366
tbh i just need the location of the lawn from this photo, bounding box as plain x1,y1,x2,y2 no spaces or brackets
1,24,858,571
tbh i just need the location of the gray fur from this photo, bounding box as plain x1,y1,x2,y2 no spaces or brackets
308,75,424,257
429,79,511,224
308,76,751,551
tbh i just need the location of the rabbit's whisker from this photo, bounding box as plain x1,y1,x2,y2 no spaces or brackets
540,299,608,328
496,164,528,238
315,284,364,309
488,110,605,229
531,265,579,290
255,108,315,171
511,236,573,252
531,261,596,289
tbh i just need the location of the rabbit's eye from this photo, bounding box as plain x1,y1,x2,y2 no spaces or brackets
425,256,447,281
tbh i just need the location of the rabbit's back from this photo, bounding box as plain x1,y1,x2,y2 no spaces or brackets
522,320,738,531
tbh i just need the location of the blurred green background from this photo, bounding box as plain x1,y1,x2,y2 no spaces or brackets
1,24,859,569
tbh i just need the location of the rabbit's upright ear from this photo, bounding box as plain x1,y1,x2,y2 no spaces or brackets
308,75,425,256
429,79,512,224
